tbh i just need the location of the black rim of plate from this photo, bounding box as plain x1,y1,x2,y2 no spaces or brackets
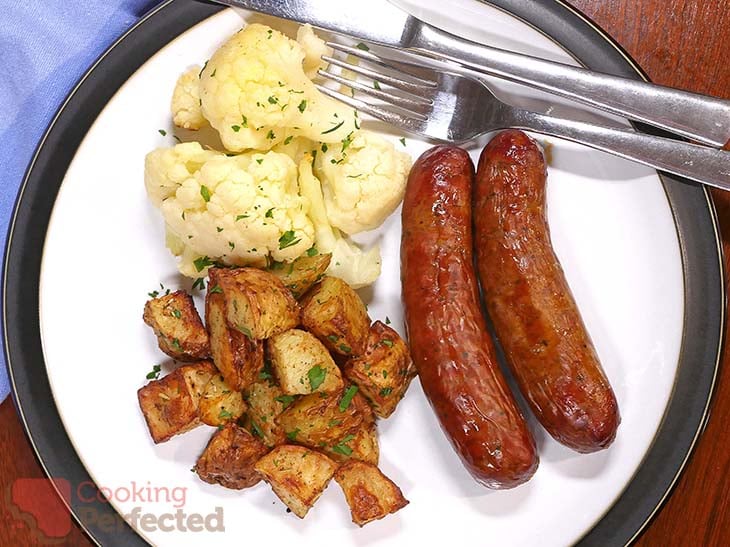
2,1,724,546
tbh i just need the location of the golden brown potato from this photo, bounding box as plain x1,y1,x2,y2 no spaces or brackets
300,276,369,356
268,253,332,298
198,373,247,427
268,329,343,395
195,423,269,489
143,290,210,361
137,361,216,443
343,321,416,418
334,461,409,526
213,267,299,340
323,421,379,466
254,445,338,518
243,381,289,447
206,270,264,391
276,388,374,450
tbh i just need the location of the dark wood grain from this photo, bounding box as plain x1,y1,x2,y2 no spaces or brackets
1,1,729,545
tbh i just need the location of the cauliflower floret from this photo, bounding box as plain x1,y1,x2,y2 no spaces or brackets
298,155,381,288
145,142,314,277
199,24,357,153
171,66,207,130
296,24,332,80
314,131,411,235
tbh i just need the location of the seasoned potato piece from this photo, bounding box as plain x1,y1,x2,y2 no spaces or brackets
213,267,299,339
323,421,379,466
137,361,217,443
199,374,247,427
195,423,269,489
143,290,210,361
268,253,332,298
276,388,373,449
254,445,338,518
300,276,369,356
334,461,409,526
343,321,416,418
206,270,264,390
268,329,343,395
243,381,289,447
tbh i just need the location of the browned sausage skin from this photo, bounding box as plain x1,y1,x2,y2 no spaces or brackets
401,145,538,488
473,130,620,453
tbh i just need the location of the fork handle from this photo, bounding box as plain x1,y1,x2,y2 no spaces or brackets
510,109,730,190
410,25,730,148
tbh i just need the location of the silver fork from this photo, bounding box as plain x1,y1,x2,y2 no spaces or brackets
316,44,730,191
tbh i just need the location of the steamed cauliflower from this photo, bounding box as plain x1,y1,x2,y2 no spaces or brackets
171,66,207,130
145,142,314,277
199,24,357,153
297,24,332,80
298,155,381,288
315,131,412,235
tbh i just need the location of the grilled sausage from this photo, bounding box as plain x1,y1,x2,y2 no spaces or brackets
473,130,620,453
401,145,539,488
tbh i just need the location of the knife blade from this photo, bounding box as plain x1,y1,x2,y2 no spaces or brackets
215,0,730,147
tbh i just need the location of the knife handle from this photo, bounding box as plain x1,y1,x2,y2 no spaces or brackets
410,24,730,148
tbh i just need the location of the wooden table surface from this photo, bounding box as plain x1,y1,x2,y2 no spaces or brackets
1,0,729,545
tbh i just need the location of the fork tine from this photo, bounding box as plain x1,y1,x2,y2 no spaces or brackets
326,42,438,88
322,55,435,96
315,84,429,128
318,69,433,110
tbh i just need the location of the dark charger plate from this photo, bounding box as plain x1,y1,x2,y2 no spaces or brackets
2,0,723,545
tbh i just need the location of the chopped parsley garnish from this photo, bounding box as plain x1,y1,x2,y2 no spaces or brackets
382,339,394,347
268,95,279,105
216,227,224,233
200,185,211,202
256,158,263,164
338,343,352,354
171,309,182,319
218,409,233,420
328,419,343,427
286,428,300,441
399,137,407,147
379,387,393,397
385,316,391,325
382,370,388,378
341,132,354,153
331,434,356,456
278,230,301,250
238,325,253,340
158,129,167,136
241,115,248,127
275,395,295,409
322,120,345,135
284,135,293,145
192,277,206,290
148,290,159,298
265,208,274,218
321,143,328,153
209,285,223,294
267,29,273,39
228,241,235,250
374,81,382,90
266,130,276,140
306,247,318,257
339,385,358,411
235,214,249,221
307,365,326,390
210,68,216,77
356,42,370,51
193,256,214,272
146,364,162,380
327,334,340,343
198,60,208,78
250,420,264,438
171,338,183,352
231,125,241,132
298,100,308,113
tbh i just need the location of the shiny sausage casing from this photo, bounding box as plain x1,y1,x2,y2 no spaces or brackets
401,145,538,488
473,130,620,453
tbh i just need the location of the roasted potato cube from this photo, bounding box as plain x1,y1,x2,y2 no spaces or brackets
137,361,216,443
213,267,299,339
300,276,369,356
143,290,210,361
243,381,289,447
254,445,338,518
323,421,379,466
268,329,343,395
334,461,409,526
343,321,416,418
199,373,247,427
195,423,269,489
206,271,264,390
268,253,332,298
276,387,373,449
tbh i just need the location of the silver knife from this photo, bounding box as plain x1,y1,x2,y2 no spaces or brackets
215,0,730,148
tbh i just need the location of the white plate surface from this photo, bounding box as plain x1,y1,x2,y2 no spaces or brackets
39,2,683,546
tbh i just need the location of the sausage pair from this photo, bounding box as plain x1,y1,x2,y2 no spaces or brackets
401,131,619,489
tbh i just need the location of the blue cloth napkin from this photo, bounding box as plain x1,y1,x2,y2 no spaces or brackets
0,0,158,402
